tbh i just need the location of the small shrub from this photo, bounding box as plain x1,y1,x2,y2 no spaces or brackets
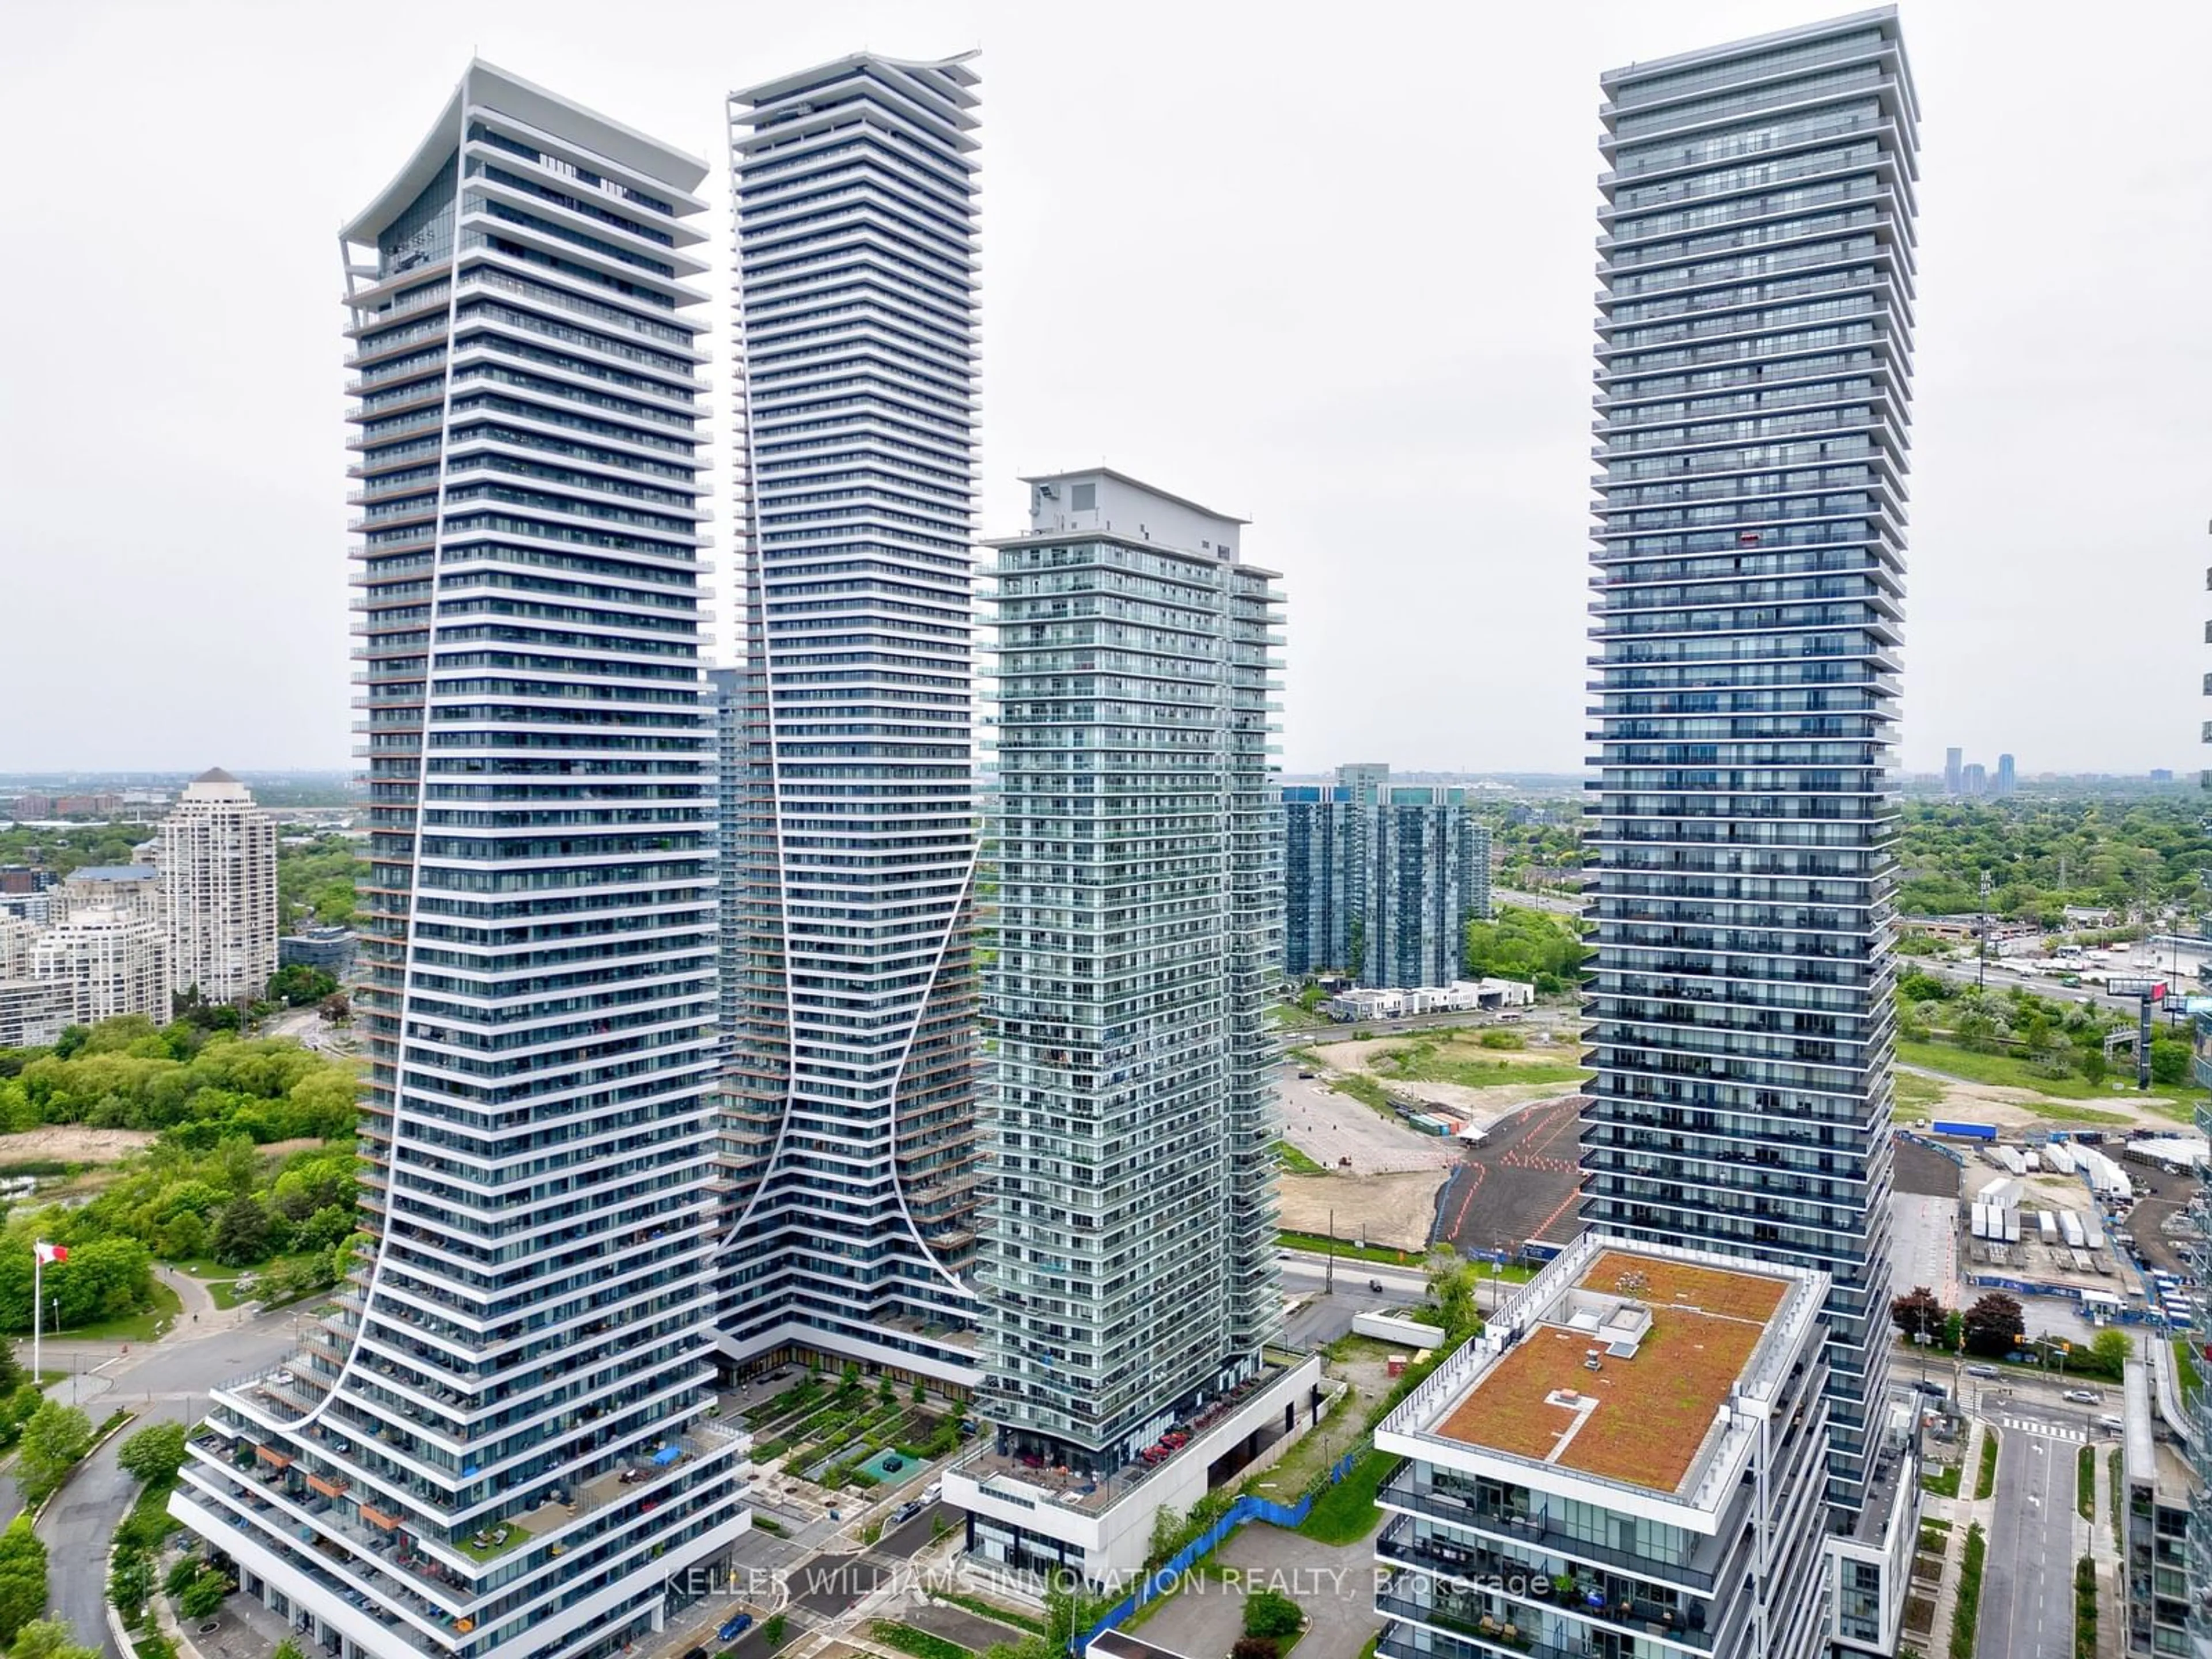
1244,1590,1303,1640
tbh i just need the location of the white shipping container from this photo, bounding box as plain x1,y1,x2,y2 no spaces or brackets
2046,1144,2078,1176
2061,1212,2087,1249
1971,1203,1989,1240
2038,1211,2059,1242
2003,1210,2021,1243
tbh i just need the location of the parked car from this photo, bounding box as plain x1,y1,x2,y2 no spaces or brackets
2096,1415,2124,1434
1297,1070,1316,1080
922,1482,942,1504
684,1647,710,1659
2063,1388,2101,1404
718,1613,754,1643
891,1499,925,1525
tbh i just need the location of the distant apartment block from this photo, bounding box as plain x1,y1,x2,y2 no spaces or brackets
8,793,122,820
48,865,162,925
1942,748,1961,795
715,51,984,1385
1995,752,2016,794
30,904,168,1026
0,978,70,1048
1282,764,1491,987
157,767,278,1002
1373,1235,1834,1659
951,468,1310,1581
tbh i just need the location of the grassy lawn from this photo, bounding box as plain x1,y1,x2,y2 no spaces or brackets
1950,1524,1984,1659
1921,1461,1960,1499
457,1518,532,1562
2175,1339,2203,1407
2076,1445,2094,1520
1327,1074,1397,1116
1369,1035,1589,1091
204,1279,248,1310
1975,1431,1998,1501
1895,1071,1946,1109
45,1279,183,1344
1278,1231,1423,1266
1274,1141,1326,1176
1898,1039,2187,1113
1297,1445,1395,1544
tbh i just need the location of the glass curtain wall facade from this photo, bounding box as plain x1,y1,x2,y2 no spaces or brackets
1580,7,1918,1521
169,63,749,1659
1281,786,1488,988
979,470,1283,1468
717,54,984,1384
1369,789,1489,990
1282,789,1362,978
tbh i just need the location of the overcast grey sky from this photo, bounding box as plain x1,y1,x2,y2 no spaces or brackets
3,0,2205,776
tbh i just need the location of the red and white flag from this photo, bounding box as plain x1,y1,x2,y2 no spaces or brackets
32,1242,65,1265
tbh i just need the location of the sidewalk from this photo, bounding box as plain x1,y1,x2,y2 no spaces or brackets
2088,1438,2122,1659
1921,1418,1993,1650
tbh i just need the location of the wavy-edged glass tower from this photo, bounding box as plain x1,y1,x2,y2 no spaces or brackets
715,52,984,1385
169,62,750,1659
1580,5,1918,1540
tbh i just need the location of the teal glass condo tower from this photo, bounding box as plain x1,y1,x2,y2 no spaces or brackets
1580,5,1918,1540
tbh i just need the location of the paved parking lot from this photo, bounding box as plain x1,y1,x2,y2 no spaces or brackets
1278,1070,1458,1176
1134,1525,1381,1659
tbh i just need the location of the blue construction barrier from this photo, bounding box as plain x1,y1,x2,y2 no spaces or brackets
1078,1450,1361,1651
1897,1129,1966,1168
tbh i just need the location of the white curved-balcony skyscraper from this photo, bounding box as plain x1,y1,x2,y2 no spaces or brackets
169,61,749,1659
1580,5,1918,1557
715,53,984,1384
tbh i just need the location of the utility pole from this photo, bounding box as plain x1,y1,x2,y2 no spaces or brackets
1324,1207,1335,1296
1978,869,1993,990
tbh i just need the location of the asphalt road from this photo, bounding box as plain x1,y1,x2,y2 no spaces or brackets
38,1306,302,1658
1976,1405,2093,1659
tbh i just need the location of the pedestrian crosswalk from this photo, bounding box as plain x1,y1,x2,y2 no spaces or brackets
1996,1414,2085,1444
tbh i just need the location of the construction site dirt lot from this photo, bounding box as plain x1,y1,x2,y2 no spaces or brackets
1277,1169,1447,1255
0,1125,156,1165
1280,1069,1459,1176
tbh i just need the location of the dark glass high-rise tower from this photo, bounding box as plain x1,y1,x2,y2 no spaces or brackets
1580,7,1918,1525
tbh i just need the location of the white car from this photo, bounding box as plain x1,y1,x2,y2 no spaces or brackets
2062,1388,2100,1405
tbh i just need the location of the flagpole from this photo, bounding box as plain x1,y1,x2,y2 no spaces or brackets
31,1247,40,1391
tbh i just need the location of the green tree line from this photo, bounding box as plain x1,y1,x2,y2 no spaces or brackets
1463,905,1590,994
1897,797,2212,922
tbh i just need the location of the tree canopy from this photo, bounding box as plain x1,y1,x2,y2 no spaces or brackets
1462,906,1589,992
